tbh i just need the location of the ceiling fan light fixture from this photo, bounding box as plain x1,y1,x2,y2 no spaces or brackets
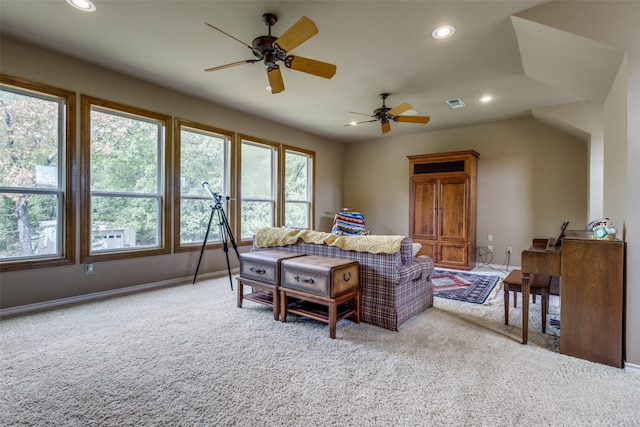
432,25,456,39
66,0,96,12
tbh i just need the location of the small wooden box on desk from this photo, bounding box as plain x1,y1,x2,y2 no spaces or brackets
236,250,306,320
280,255,361,339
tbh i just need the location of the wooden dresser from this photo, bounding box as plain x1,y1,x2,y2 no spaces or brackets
408,150,478,270
560,237,624,367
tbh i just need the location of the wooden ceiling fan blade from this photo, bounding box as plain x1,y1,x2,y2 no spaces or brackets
387,102,412,117
205,22,259,55
345,119,378,127
273,16,318,52
381,121,391,134
267,65,285,94
348,111,375,118
396,115,431,124
205,59,259,72
284,55,336,79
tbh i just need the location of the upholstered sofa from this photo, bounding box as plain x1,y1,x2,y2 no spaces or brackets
251,227,434,331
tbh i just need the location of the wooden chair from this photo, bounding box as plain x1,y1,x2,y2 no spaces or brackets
503,269,555,333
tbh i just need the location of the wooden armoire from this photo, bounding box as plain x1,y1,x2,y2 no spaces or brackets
408,150,479,270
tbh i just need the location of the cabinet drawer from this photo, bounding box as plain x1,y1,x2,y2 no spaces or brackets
239,250,306,285
281,256,359,297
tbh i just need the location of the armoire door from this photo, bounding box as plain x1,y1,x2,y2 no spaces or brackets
410,179,437,241
438,177,468,242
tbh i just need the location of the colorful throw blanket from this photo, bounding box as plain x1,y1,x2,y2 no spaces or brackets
255,227,405,254
331,211,366,235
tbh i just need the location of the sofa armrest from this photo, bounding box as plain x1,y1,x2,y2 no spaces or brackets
397,255,434,283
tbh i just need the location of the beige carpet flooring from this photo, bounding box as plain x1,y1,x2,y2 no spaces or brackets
1,273,639,426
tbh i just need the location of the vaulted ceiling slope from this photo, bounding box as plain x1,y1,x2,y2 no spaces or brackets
0,1,623,143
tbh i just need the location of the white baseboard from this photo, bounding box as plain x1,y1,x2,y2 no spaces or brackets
624,361,640,374
0,269,238,318
471,263,517,272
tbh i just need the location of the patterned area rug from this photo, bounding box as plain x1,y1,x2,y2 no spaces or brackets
431,269,501,304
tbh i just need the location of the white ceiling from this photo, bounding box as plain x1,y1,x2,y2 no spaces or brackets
0,0,593,143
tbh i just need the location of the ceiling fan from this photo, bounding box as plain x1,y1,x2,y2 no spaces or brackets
204,13,337,94
346,94,431,134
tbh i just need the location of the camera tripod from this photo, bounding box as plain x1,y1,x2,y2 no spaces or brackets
192,181,239,290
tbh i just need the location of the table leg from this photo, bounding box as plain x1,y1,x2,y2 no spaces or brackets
503,284,510,325
541,288,548,334
237,278,243,308
521,272,530,344
273,286,280,321
280,289,288,323
328,301,337,339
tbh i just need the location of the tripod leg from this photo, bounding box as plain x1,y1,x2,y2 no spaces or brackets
219,207,240,259
217,209,234,291
193,208,215,284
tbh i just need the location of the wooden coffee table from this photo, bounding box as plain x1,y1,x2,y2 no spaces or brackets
280,287,361,339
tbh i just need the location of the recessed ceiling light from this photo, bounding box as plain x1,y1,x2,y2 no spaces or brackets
66,0,96,12
266,86,272,92
401,109,419,116
432,25,456,40
478,96,493,103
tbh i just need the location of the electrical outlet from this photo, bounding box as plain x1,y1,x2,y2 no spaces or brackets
488,245,493,252
86,263,93,275
507,247,512,254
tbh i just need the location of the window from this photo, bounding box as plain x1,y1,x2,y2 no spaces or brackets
283,146,314,229
175,120,234,251
239,136,278,240
0,75,75,272
80,96,171,262
238,136,316,240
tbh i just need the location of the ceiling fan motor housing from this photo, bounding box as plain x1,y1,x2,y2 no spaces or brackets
250,13,288,68
373,107,391,119
251,35,286,67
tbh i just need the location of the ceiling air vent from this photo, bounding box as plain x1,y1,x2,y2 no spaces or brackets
446,98,466,109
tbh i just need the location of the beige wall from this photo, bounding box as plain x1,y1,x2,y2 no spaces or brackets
532,101,604,219
344,119,588,267
0,37,344,308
